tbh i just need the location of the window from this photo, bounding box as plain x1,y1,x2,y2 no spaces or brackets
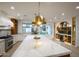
22,23,52,35
22,23,32,33
40,24,52,35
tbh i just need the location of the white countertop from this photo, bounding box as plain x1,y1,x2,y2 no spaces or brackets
12,35,71,57
0,39,4,42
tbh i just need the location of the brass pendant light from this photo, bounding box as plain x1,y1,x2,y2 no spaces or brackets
32,2,46,26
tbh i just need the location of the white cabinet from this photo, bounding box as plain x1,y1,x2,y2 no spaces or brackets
17,34,27,41
12,35,18,44
0,39,5,56
12,34,27,44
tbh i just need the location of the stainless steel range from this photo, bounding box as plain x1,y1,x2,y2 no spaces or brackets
0,35,13,52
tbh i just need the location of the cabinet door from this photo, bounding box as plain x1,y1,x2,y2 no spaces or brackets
17,34,27,41
0,41,5,55
0,43,2,55
13,35,18,44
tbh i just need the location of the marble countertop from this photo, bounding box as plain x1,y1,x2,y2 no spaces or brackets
0,39,4,42
12,35,71,57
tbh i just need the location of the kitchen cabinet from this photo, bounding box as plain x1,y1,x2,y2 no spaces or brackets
0,39,5,56
12,34,27,44
12,35,18,44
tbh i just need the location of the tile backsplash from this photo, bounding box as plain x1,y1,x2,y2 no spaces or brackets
0,30,11,37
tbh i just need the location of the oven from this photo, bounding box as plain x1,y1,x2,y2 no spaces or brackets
0,35,13,52
5,35,13,52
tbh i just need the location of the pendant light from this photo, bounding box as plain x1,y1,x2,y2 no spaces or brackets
32,2,46,26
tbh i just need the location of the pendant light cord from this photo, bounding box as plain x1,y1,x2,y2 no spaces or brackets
38,2,40,16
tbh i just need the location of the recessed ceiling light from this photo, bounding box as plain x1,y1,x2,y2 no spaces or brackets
17,13,20,16
50,19,52,22
61,13,64,16
76,6,79,9
10,6,15,10
54,16,57,19
20,17,23,19
8,16,15,18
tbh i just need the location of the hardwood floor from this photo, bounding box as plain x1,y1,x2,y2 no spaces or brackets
2,39,79,57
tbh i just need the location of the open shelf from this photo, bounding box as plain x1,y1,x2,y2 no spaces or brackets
55,21,72,44
56,33,71,43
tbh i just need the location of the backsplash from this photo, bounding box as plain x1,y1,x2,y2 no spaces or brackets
0,28,11,37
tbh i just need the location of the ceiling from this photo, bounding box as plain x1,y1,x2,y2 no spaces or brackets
0,2,79,22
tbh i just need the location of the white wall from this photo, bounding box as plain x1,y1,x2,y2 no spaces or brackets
18,20,22,33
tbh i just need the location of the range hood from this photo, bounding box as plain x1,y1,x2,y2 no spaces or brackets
0,16,13,27
0,10,13,27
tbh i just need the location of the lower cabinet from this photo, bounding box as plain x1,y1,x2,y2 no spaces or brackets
12,35,18,44
0,39,5,56
12,34,27,44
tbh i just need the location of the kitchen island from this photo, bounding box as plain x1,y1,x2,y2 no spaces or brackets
12,35,71,57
